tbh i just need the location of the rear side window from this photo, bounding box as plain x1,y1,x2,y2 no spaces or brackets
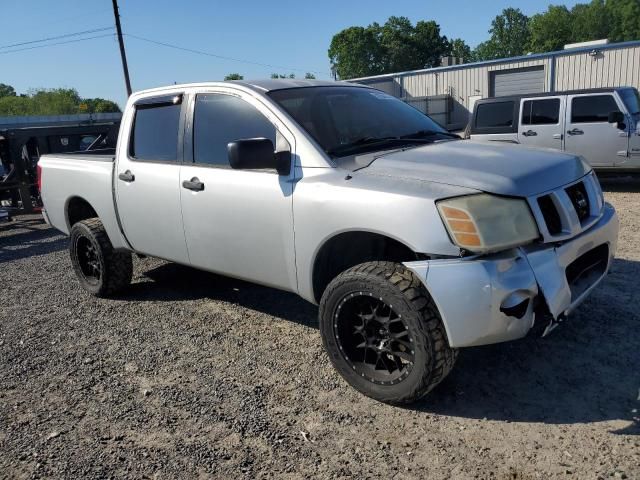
476,102,514,128
130,101,181,161
193,94,276,167
571,95,619,123
522,99,560,125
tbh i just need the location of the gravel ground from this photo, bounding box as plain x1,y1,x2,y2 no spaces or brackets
1,179,638,479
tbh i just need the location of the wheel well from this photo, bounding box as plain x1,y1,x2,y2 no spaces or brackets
67,197,98,228
312,231,422,303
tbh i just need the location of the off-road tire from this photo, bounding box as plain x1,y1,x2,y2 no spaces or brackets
69,218,132,297
319,261,457,404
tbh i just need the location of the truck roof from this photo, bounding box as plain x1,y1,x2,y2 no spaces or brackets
132,79,365,98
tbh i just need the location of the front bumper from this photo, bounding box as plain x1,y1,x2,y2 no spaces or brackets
404,203,619,348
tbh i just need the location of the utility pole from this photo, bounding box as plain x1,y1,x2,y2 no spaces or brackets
111,0,132,97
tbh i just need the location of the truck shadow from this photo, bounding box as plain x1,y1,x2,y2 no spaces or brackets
126,259,639,432
599,176,640,192
124,261,319,329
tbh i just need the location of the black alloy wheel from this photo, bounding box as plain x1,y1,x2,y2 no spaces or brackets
334,293,415,385
74,235,102,285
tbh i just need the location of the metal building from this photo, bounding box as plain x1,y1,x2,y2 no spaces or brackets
352,39,640,130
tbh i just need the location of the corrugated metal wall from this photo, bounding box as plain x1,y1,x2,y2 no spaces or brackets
364,58,550,127
555,44,640,91
355,42,640,129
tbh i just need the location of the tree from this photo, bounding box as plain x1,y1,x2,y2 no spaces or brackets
412,20,450,68
528,5,574,53
606,0,640,41
224,73,244,80
379,16,418,72
0,86,120,116
449,38,472,63
80,98,121,113
329,16,449,79
0,83,16,98
304,73,316,79
571,0,610,43
473,8,530,60
270,73,296,79
329,25,384,79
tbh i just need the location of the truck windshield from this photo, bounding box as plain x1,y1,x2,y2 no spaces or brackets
268,86,456,159
620,88,640,115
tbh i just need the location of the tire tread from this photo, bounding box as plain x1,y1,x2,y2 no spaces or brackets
319,261,457,404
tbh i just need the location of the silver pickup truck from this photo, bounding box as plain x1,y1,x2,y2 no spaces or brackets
39,80,619,404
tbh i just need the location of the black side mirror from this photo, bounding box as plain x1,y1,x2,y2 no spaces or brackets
227,138,290,176
608,111,626,129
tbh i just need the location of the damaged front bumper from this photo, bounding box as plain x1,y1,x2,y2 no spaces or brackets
404,203,618,348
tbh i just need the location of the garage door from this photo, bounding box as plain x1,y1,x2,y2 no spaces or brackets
491,66,545,97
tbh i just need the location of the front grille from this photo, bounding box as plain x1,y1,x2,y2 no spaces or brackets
565,244,609,299
537,195,562,235
565,181,590,223
530,173,603,241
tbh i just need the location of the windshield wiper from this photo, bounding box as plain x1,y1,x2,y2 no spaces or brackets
400,129,460,140
327,136,433,156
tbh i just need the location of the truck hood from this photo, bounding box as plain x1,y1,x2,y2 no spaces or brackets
354,140,591,197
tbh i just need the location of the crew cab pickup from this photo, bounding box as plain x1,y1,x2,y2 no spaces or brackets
39,80,619,404
468,87,640,172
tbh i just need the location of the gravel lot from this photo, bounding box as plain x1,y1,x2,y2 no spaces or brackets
1,179,638,479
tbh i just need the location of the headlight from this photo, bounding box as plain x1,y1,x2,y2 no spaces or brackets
437,194,539,254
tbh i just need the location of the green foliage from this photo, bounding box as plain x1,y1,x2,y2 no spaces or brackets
449,38,472,63
304,73,316,79
224,73,244,80
473,8,530,60
571,0,610,43
329,16,449,79
607,0,640,41
328,26,384,79
469,1,640,61
270,73,296,79
79,98,121,114
0,83,16,98
0,85,120,116
528,5,573,53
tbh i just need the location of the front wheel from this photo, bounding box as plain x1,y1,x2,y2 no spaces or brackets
319,261,457,404
69,218,132,297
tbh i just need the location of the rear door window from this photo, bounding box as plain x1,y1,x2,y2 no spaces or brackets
522,98,560,125
130,98,182,161
476,101,514,128
571,95,619,123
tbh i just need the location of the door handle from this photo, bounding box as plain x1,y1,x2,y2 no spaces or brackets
182,177,205,191
118,170,135,182
567,128,584,136
522,129,537,137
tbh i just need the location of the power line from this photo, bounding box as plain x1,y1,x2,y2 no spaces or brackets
0,27,114,51
25,7,112,30
0,33,116,56
125,33,328,75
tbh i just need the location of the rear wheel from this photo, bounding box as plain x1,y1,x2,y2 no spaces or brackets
319,261,457,404
69,218,132,297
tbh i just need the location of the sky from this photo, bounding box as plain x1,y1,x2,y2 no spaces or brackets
1,0,581,108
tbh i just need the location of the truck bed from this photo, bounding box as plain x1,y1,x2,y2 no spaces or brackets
43,148,116,162
38,151,128,249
